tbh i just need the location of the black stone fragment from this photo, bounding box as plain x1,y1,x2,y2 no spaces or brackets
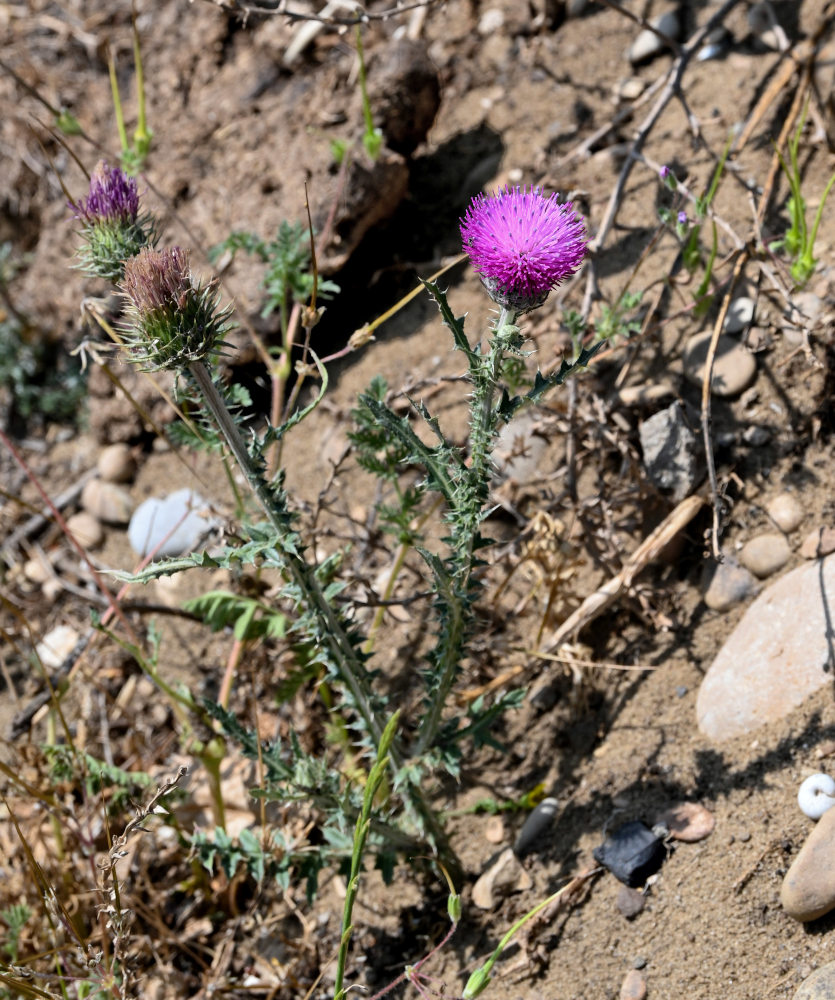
593,821,666,887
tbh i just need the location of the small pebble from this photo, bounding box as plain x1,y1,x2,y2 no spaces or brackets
514,797,560,856
620,968,647,1000
615,77,646,101
738,533,791,578
36,625,81,670
494,409,549,484
66,511,104,549
800,527,835,560
477,7,504,34
723,296,756,333
81,479,134,525
654,802,715,842
23,557,51,584
485,816,506,845
471,847,533,910
743,425,770,447
632,956,647,970
616,885,646,919
738,830,751,843
628,9,679,63
618,382,675,407
702,556,759,611
593,821,666,887
97,443,136,483
767,493,804,533
683,332,757,397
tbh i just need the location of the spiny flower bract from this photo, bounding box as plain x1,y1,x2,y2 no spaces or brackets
121,246,231,371
460,186,587,312
70,160,157,281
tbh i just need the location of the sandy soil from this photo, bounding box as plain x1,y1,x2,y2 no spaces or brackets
4,1,835,998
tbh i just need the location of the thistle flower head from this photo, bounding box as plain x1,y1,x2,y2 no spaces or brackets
70,160,157,281
121,247,231,370
72,161,139,225
460,186,587,313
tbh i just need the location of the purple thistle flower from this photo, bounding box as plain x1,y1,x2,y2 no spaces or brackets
122,246,191,317
460,186,587,313
72,161,140,225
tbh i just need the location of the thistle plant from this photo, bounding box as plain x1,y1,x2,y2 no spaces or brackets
68,176,597,918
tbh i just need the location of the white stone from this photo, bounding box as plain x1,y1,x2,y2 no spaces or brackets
128,489,215,558
628,9,680,64
723,296,756,333
36,625,81,670
767,493,805,533
697,556,835,740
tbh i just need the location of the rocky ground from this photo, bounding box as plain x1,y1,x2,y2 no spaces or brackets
5,1,835,999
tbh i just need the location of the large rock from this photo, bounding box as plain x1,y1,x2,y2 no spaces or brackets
781,807,835,922
793,961,835,998
697,557,835,740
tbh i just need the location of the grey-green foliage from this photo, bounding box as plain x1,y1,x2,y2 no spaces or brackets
0,903,31,963
210,222,339,329
43,746,154,812
201,703,398,898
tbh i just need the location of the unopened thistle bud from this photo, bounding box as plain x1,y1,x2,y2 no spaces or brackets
460,186,587,314
121,247,231,370
70,161,157,281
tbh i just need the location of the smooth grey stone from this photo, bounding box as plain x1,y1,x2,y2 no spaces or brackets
738,532,791,578
683,332,757,397
702,556,759,611
697,556,835,740
514,797,560,855
782,807,835,922
81,479,133,525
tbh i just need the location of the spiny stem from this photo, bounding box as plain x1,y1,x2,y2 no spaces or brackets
187,360,453,860
415,307,517,757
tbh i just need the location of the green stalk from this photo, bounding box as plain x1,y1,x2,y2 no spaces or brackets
415,308,517,756
333,712,399,1000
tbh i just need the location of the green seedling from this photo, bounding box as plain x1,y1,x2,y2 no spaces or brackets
772,102,835,285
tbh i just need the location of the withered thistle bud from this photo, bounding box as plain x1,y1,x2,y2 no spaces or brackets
70,161,157,281
121,247,231,371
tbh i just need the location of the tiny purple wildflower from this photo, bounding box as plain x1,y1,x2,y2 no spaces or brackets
72,161,140,225
659,166,671,181
677,210,688,225
460,186,587,313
